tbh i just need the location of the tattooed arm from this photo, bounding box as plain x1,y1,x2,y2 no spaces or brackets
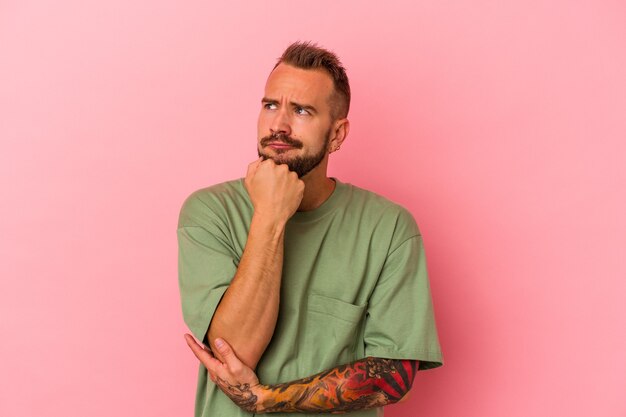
253,356,417,413
185,334,418,414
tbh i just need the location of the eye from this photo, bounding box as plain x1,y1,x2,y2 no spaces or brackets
295,107,310,115
263,102,277,110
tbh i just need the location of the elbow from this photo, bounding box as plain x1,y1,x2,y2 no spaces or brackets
381,359,418,405
206,332,261,370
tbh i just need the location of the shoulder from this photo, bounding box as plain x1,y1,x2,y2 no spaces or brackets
177,178,249,228
339,181,422,241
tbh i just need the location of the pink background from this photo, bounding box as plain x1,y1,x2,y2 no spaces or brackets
1,1,625,416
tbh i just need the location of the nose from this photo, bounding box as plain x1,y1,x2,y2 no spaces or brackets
270,107,291,136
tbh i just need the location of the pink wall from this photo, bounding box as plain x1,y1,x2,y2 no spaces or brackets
1,1,625,416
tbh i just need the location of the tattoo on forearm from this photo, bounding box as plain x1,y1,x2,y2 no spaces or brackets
216,357,418,414
215,378,259,413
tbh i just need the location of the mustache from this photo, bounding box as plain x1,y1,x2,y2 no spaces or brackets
260,132,303,149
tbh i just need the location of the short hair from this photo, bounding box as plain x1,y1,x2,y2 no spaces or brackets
273,41,351,119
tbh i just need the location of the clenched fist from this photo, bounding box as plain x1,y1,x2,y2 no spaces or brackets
244,158,305,224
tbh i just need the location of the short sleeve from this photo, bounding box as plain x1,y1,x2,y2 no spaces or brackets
363,235,443,370
177,220,237,344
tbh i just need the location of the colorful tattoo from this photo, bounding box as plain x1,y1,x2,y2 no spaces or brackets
216,357,418,414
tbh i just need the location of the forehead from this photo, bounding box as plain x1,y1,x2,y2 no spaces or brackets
265,63,334,106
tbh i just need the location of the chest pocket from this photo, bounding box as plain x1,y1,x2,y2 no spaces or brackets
302,293,367,371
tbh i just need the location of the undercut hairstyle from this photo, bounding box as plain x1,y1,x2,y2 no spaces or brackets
273,41,351,120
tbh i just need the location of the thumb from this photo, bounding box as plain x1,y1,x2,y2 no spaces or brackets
214,337,231,356
214,338,240,369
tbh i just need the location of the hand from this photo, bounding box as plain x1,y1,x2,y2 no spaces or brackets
244,157,304,223
184,334,266,413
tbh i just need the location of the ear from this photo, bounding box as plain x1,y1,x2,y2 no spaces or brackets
328,118,350,153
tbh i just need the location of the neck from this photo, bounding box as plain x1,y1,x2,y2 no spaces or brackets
297,166,335,212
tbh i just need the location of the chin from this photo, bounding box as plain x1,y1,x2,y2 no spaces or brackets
259,150,294,163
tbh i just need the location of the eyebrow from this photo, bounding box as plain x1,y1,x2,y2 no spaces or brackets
261,97,318,115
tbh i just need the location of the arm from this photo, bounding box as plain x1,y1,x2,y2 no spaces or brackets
206,159,303,370
185,335,418,414
242,357,417,414
207,213,285,369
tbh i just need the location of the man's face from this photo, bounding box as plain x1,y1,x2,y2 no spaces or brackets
257,63,336,178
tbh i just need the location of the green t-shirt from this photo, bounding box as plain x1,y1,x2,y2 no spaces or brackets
177,178,443,417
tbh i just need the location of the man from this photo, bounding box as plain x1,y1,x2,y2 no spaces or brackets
178,41,443,416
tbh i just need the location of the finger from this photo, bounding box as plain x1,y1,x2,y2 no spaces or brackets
213,338,242,371
257,155,275,167
202,347,218,382
246,157,263,179
208,370,217,383
184,334,223,372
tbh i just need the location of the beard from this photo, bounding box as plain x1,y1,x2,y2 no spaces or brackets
258,131,331,178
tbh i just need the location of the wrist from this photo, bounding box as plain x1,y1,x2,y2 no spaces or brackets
251,212,287,238
252,384,272,414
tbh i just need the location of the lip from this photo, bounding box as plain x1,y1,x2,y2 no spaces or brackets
267,142,295,149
